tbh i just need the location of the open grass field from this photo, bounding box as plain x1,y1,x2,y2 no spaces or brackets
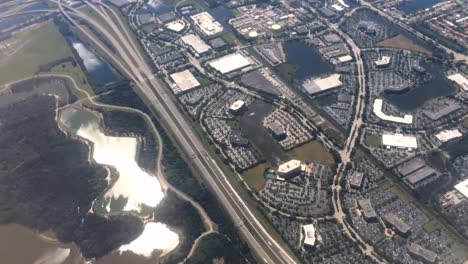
288,140,335,166
376,34,431,55
0,21,73,85
274,63,299,83
377,178,411,202
241,162,270,191
364,133,381,147
50,62,95,97
423,219,440,233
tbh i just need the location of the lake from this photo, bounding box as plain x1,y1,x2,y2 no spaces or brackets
70,40,121,86
59,107,180,259
282,40,332,82
397,0,442,14
383,61,456,110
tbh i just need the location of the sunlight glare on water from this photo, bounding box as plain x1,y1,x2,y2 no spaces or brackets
119,222,180,257
77,123,165,212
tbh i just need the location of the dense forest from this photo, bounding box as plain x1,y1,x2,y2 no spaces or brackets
0,95,143,258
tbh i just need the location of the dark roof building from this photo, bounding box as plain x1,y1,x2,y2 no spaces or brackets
397,157,426,177
187,94,204,106
269,121,286,140
157,12,176,23
358,199,377,221
350,171,364,189
209,37,228,49
383,213,411,236
240,70,282,96
423,101,462,120
407,243,438,264
318,7,337,18
230,130,249,147
404,166,436,185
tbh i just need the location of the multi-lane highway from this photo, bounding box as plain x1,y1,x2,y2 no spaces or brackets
56,0,297,263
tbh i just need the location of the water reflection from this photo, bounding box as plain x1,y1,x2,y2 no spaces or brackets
70,41,121,86
59,107,180,259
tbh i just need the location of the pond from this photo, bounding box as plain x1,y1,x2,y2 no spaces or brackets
70,40,121,86
383,61,455,111
397,0,442,14
281,40,332,82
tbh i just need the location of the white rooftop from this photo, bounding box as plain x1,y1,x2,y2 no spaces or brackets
373,99,413,124
229,100,245,111
447,73,468,91
190,12,223,36
331,4,344,11
165,20,185,32
181,34,211,55
303,74,342,94
435,129,462,142
455,179,468,199
337,55,353,63
302,224,316,246
170,70,200,94
208,53,252,74
375,56,391,66
278,160,301,174
382,133,418,149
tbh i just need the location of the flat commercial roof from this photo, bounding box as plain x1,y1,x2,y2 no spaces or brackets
181,34,211,54
407,243,438,263
398,158,426,176
382,133,418,149
170,70,200,94
358,199,377,220
383,213,411,234
190,12,223,36
303,74,342,95
373,99,413,124
375,56,391,66
208,53,252,74
405,166,436,185
302,224,316,246
337,55,353,62
447,73,468,91
165,20,185,32
278,160,301,174
455,179,468,199
229,100,245,111
423,101,461,120
435,129,462,142
350,171,364,188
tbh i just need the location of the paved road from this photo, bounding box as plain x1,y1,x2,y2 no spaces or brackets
57,1,297,263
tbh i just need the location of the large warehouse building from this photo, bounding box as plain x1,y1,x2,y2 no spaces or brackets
190,12,223,36
382,133,418,150
302,74,342,95
169,70,200,94
180,34,211,55
208,53,253,74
